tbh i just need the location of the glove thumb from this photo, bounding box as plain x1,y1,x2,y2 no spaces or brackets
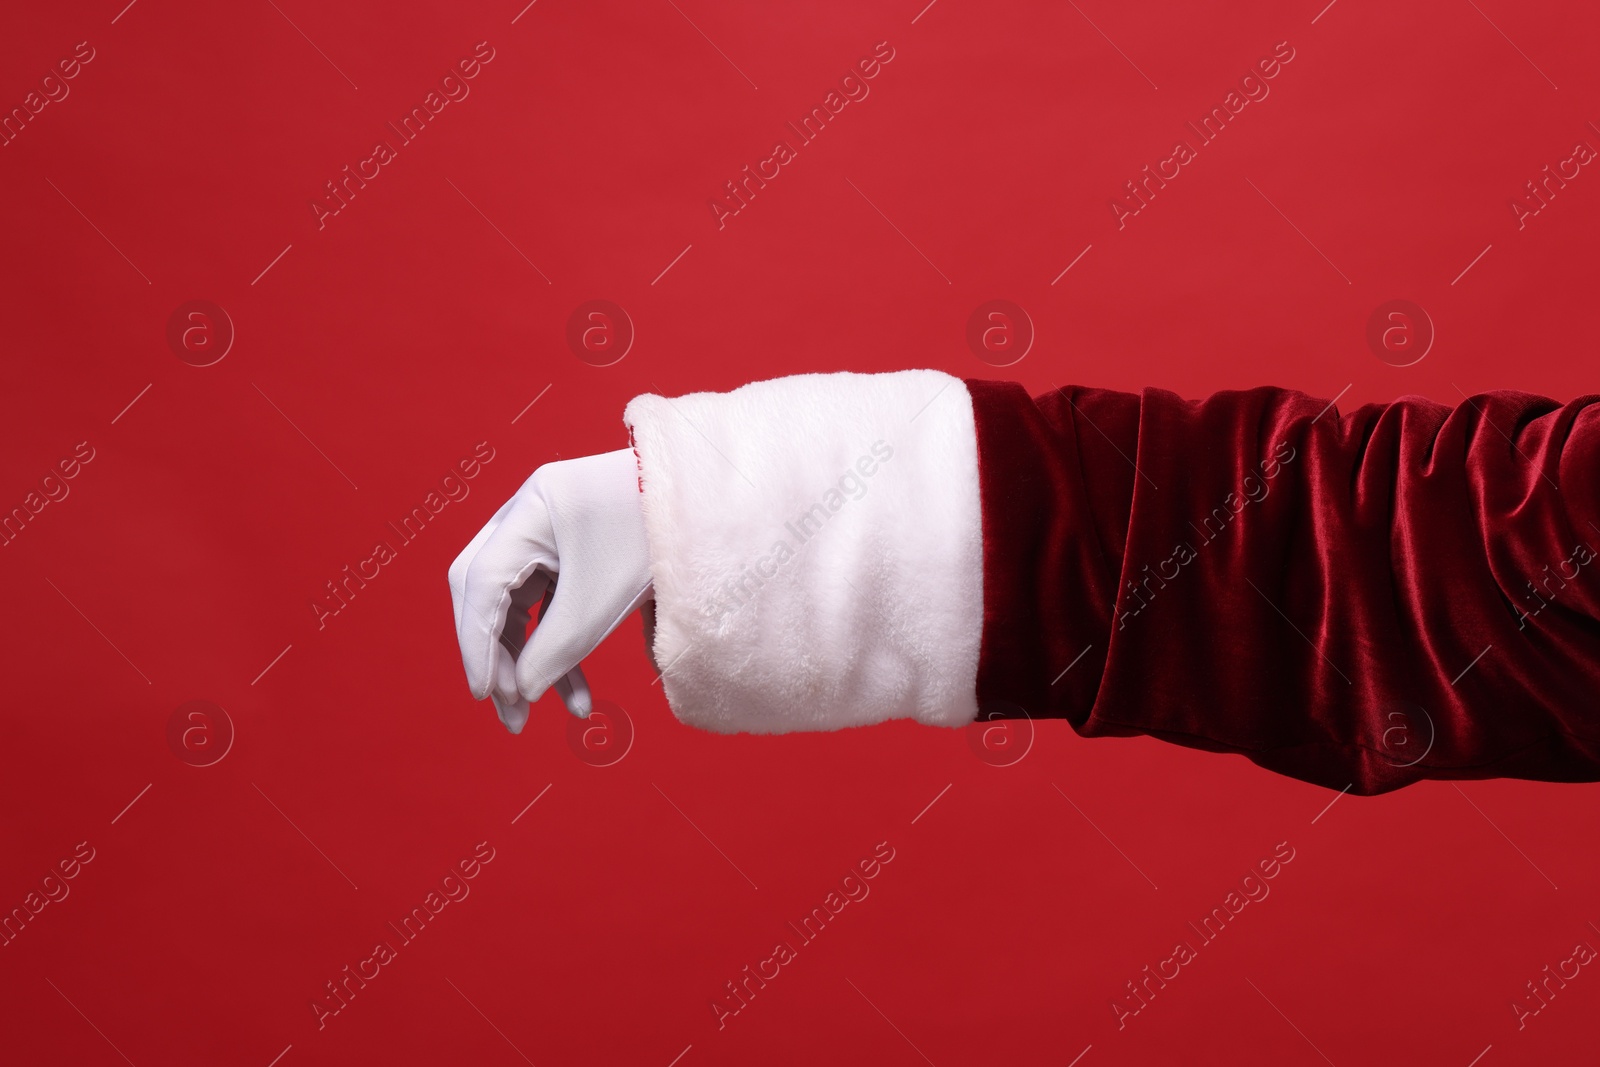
516,584,597,710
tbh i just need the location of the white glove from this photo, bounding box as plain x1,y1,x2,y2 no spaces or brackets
448,448,653,733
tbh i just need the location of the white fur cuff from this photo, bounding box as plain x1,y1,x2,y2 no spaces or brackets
623,371,984,734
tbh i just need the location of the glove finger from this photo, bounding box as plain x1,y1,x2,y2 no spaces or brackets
459,493,557,700
464,568,547,707
500,588,588,718
519,573,653,702
554,664,592,718
498,574,542,660
455,508,528,733
487,578,552,731
448,491,519,632
493,698,531,735
515,580,577,704
490,648,530,734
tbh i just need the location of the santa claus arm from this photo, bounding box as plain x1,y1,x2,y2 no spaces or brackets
622,371,1600,795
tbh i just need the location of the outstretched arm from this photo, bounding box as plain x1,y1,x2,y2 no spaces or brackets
452,370,1600,795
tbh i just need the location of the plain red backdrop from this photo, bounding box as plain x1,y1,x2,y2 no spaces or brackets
3,1,1598,1064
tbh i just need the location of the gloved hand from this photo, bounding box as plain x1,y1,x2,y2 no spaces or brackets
448,448,653,733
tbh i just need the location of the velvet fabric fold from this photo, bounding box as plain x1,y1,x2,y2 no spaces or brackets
966,379,1600,794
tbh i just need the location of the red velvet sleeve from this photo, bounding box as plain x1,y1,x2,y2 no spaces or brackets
965,379,1600,795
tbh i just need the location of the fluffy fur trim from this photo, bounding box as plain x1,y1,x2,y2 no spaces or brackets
623,370,984,734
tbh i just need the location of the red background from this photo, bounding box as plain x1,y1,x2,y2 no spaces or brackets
3,1,1597,1064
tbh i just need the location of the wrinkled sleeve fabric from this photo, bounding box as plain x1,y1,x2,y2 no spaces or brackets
968,379,1600,795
